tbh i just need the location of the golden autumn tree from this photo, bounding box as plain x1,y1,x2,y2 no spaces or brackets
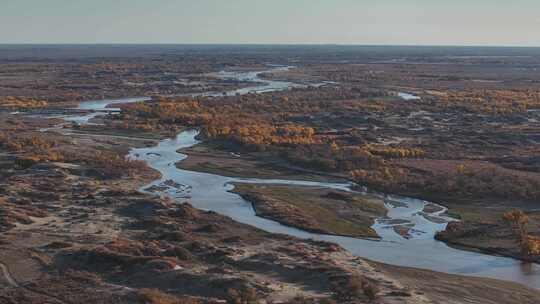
502,209,540,258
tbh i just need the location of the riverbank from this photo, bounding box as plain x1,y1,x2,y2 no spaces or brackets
376,262,540,304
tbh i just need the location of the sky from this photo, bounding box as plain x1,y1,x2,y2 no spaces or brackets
1,0,540,46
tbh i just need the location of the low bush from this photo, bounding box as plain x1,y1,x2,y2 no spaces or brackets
137,288,199,304
331,274,380,302
226,286,259,304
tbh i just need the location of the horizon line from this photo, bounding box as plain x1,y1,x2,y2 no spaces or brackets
1,43,540,48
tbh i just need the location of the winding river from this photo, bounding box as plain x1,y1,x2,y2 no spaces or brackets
62,66,540,289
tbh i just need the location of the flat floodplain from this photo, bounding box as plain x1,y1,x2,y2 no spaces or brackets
2,45,540,303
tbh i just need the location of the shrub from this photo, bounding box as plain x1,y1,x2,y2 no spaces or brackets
362,280,380,301
0,96,48,109
332,275,363,300
332,274,380,302
288,295,315,304
15,155,41,169
137,288,199,304
226,286,259,304
86,151,147,179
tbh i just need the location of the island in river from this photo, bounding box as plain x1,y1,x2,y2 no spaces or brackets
231,184,387,239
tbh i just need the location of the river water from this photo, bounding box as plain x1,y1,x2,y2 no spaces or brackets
397,92,421,100
62,66,540,289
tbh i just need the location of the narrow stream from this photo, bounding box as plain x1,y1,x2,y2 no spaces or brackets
66,96,151,125
61,66,540,289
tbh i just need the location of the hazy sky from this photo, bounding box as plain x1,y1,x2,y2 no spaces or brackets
1,0,539,46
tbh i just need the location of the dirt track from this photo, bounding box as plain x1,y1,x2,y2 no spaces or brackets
0,262,18,287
